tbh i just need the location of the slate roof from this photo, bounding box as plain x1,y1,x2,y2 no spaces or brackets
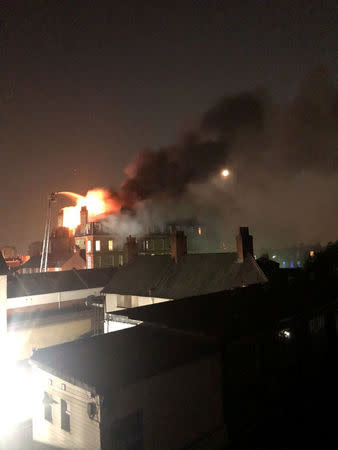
7,267,115,298
102,253,267,299
112,280,338,342
113,285,275,341
30,325,217,394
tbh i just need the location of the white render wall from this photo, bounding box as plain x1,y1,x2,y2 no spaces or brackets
105,293,171,312
32,366,101,450
7,287,104,310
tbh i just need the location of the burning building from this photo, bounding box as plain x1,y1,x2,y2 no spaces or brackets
73,207,124,269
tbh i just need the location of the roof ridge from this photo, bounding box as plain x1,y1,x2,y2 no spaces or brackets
72,268,89,288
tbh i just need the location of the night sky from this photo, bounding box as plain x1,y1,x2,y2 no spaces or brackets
1,1,337,252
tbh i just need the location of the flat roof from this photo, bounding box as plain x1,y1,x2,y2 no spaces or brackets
30,325,218,395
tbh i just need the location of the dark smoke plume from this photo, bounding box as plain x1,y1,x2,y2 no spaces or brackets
108,67,338,250
118,92,264,207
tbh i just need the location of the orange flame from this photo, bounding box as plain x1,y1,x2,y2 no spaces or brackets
59,189,120,231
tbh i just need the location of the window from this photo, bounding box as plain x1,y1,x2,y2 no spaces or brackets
108,240,114,251
309,250,315,258
118,255,123,266
61,399,70,432
145,240,149,250
198,226,202,236
95,240,101,251
87,240,92,252
43,392,53,423
87,255,92,269
44,403,52,422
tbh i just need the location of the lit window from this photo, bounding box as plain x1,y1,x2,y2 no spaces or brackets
87,255,92,269
108,240,113,251
309,250,315,258
87,240,92,252
145,240,149,250
198,227,202,236
95,240,101,251
61,399,70,432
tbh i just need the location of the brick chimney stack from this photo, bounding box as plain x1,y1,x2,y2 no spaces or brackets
236,227,254,262
80,206,88,234
123,236,138,264
170,230,187,263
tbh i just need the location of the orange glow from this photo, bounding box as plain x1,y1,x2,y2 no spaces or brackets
59,189,120,231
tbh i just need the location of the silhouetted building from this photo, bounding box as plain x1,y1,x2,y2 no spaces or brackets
103,228,267,311
28,241,43,257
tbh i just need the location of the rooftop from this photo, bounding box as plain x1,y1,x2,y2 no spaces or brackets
113,280,338,342
102,253,267,299
30,325,217,394
18,252,84,270
7,267,115,298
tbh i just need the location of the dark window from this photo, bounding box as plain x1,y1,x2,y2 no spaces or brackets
111,410,143,450
44,403,52,423
61,399,70,432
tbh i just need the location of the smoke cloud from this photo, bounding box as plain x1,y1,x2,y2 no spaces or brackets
106,67,338,251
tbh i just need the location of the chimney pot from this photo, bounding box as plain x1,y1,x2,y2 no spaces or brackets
170,230,187,263
123,235,138,264
80,206,88,234
236,227,254,262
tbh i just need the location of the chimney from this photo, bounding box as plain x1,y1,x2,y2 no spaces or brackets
57,209,64,227
80,206,88,234
170,230,187,263
236,227,254,262
123,236,138,264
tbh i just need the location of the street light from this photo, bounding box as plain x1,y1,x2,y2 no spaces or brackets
221,168,230,177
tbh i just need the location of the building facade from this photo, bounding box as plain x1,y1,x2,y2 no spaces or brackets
31,326,227,450
74,220,123,269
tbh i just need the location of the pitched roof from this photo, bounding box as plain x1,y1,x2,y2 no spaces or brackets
102,253,267,299
18,252,85,270
7,267,115,298
30,325,217,394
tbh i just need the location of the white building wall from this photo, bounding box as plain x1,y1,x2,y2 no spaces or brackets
8,316,92,360
32,366,101,450
105,293,171,312
7,287,104,310
104,320,135,334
